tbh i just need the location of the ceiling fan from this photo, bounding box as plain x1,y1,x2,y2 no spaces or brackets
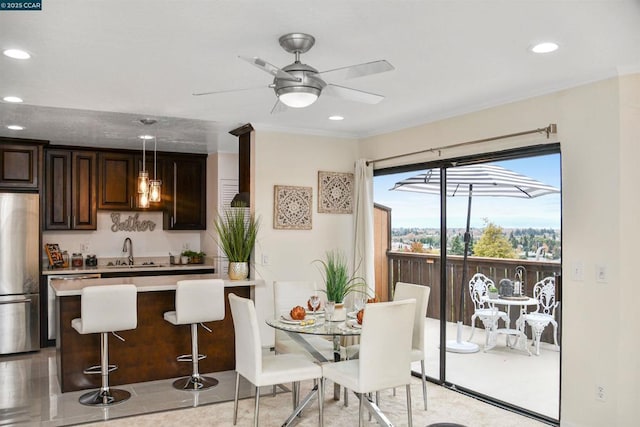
193,33,394,112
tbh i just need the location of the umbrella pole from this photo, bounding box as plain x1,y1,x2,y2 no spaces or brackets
446,184,479,353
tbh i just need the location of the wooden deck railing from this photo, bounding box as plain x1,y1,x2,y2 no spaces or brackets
387,251,562,344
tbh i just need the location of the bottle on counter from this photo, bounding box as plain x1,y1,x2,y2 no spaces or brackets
62,251,69,268
71,253,83,268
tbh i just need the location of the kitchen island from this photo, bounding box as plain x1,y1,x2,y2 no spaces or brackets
51,274,258,393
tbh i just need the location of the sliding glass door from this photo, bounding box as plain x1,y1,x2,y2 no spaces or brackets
373,146,561,423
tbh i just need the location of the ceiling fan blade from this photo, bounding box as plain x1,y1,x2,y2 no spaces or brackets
270,99,288,114
192,84,267,96
239,56,301,82
318,60,394,80
324,84,385,104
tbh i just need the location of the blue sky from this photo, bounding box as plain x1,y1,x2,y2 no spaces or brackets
373,154,561,229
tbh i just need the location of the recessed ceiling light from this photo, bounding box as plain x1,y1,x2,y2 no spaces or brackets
2,96,23,103
530,42,559,54
139,134,154,140
7,125,24,130
3,49,31,59
328,115,344,121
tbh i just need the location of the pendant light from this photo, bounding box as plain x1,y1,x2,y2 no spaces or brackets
149,134,162,203
138,118,158,208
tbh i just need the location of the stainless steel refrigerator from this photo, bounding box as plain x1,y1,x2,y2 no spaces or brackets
0,192,40,355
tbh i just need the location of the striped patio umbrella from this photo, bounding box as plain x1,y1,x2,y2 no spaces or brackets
391,164,559,353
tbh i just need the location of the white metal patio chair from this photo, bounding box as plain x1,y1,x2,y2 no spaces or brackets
523,277,560,355
468,273,509,349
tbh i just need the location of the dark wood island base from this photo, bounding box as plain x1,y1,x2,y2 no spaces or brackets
56,284,250,393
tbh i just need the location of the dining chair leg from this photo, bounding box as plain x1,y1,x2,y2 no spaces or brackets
406,383,413,427
233,372,240,425
420,359,427,410
254,386,260,427
358,393,364,427
292,381,297,411
318,378,324,427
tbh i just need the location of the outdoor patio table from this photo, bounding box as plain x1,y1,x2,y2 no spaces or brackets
266,315,362,400
483,296,539,354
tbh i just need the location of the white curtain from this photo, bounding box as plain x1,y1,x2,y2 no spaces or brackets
353,159,375,295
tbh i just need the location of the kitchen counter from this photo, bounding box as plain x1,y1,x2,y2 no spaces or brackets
42,263,214,275
53,273,260,393
50,274,259,296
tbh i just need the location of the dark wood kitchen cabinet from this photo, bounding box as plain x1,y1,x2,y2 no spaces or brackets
0,142,41,190
163,155,207,230
97,152,135,210
44,149,97,230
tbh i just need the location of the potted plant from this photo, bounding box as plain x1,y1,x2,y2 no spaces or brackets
181,250,206,264
213,205,260,280
488,284,499,299
314,249,366,321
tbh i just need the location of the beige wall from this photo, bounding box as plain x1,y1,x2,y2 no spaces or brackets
357,75,638,426
252,131,359,346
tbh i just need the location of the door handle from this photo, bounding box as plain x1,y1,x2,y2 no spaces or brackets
0,298,32,305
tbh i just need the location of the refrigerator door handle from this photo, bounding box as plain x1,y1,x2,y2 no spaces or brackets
0,298,32,305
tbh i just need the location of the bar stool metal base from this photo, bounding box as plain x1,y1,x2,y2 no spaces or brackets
172,375,219,391
79,388,131,406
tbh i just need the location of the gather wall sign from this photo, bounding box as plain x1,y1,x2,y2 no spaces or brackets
110,213,157,232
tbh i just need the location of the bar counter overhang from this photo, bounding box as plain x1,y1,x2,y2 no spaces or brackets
51,274,258,393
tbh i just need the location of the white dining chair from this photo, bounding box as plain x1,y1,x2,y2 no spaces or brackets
273,281,337,360
228,293,324,427
322,299,416,427
523,277,560,355
468,273,509,349
394,282,431,410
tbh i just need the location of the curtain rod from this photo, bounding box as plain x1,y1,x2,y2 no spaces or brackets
366,123,557,166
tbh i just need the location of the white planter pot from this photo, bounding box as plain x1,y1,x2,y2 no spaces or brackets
228,262,249,280
332,303,347,322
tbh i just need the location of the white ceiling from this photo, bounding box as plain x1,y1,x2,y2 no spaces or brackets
1,0,639,154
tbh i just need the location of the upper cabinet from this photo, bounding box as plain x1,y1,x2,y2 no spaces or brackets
163,155,207,230
0,141,42,190
44,149,97,230
97,152,135,210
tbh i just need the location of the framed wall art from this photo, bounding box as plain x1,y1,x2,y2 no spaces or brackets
318,171,354,214
273,185,313,230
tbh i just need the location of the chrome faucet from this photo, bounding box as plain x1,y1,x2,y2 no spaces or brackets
122,237,134,265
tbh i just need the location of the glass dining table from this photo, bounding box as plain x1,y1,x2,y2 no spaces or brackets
266,313,361,400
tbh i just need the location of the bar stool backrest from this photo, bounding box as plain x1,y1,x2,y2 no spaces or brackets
175,279,225,325
79,284,137,334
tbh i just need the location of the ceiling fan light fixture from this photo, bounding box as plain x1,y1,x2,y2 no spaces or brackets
278,88,319,108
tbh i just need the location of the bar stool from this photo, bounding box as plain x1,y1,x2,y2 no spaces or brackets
163,279,225,390
71,284,137,406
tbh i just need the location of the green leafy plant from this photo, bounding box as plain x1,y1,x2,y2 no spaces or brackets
213,206,260,263
314,249,366,303
180,250,205,258
488,285,499,293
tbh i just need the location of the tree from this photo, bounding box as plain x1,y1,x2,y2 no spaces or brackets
473,221,516,259
449,234,465,255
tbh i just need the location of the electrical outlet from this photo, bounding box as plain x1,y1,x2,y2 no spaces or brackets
596,265,607,283
595,385,606,401
80,243,90,253
261,254,270,265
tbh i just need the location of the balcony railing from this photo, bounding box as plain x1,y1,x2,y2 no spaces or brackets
387,251,562,344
